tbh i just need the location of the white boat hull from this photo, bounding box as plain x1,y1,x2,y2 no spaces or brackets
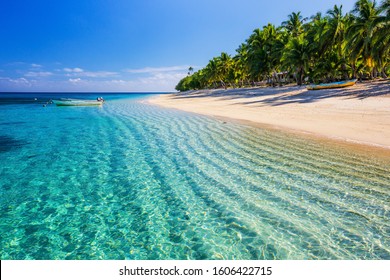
53,99,103,106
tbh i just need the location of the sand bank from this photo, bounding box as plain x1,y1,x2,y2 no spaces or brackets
149,80,390,150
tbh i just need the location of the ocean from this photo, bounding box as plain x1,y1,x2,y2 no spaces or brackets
0,92,389,259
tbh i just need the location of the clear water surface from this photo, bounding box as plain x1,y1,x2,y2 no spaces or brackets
0,93,389,260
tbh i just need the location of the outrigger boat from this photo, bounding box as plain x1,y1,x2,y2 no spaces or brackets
307,79,357,90
52,98,104,106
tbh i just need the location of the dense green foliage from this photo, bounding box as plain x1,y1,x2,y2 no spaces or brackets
176,0,390,91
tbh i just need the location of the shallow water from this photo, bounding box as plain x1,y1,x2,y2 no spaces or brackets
0,93,389,259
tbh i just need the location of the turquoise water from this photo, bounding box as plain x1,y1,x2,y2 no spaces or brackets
0,93,389,260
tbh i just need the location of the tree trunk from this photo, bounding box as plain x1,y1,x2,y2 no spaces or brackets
373,68,378,79
296,68,303,86
220,80,227,89
342,63,349,80
351,63,357,79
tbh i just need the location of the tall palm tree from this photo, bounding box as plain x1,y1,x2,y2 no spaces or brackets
246,28,266,81
282,36,312,85
204,58,219,88
234,43,250,86
304,12,328,81
325,5,349,79
245,25,287,84
347,0,382,78
202,54,232,89
374,0,390,77
262,24,280,80
218,53,232,74
282,12,306,37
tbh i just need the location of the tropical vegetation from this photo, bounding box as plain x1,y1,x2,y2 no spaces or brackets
176,0,390,91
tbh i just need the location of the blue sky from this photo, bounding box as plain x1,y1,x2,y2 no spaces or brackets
0,0,356,92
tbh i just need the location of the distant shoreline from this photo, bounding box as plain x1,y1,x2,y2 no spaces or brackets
149,80,390,152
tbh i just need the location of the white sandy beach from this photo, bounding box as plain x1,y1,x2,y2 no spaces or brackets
149,80,390,150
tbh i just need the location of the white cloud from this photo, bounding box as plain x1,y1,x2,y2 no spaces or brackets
139,72,186,85
0,64,189,91
0,75,182,91
68,78,82,83
121,65,194,90
25,71,53,77
126,65,193,74
107,79,126,84
63,67,84,73
80,71,118,78
4,62,26,66
63,72,184,91
5,62,43,68
63,67,117,78
0,77,33,88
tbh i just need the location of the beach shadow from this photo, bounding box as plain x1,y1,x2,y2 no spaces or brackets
171,80,390,107
258,80,390,107
171,86,300,100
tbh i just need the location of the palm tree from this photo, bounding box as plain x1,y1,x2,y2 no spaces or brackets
282,12,306,37
381,0,390,16
282,36,312,85
204,58,219,88
282,12,311,85
347,0,382,78
374,0,390,77
325,5,349,79
234,43,250,86
246,28,266,81
304,12,329,81
217,52,235,88
245,25,287,84
175,0,389,90
262,24,282,84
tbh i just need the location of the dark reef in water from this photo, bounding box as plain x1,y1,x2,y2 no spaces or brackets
0,135,28,152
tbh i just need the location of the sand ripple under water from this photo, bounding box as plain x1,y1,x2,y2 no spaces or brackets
0,96,389,259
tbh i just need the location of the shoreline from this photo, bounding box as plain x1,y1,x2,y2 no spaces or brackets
148,80,390,154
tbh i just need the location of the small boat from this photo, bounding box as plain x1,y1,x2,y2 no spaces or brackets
307,79,357,90
52,98,104,106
